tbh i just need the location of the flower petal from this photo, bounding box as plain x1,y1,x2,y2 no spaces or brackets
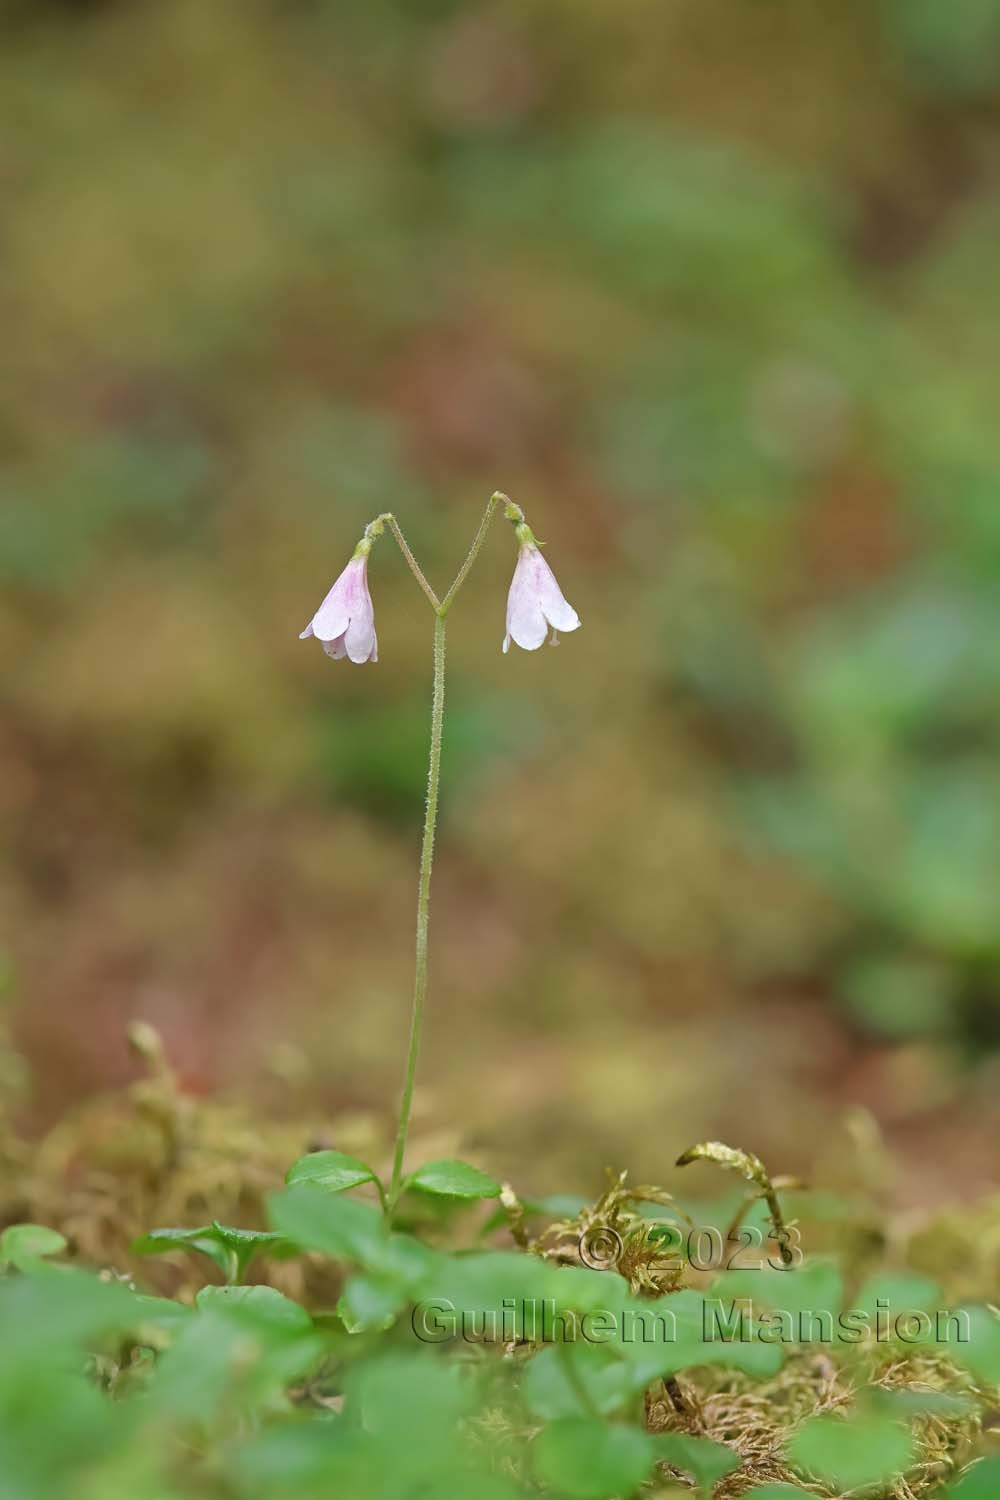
302,554,379,663
307,558,364,642
504,544,575,652
310,594,351,641
540,576,580,634
344,599,377,663
508,604,548,651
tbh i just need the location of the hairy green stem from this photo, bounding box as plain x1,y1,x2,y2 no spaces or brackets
440,491,516,614
388,610,447,1213
384,493,525,1215
386,517,441,611
367,512,441,611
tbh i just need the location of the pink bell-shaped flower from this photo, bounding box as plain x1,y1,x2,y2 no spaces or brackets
300,548,378,663
503,537,580,653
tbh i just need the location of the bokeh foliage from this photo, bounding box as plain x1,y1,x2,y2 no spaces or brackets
2,0,999,1198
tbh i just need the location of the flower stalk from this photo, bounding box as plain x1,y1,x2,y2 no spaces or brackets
388,609,446,1213
301,492,580,1217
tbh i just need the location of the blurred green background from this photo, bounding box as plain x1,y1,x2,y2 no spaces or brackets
2,0,999,1208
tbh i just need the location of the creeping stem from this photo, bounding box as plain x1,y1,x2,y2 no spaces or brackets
388,610,447,1212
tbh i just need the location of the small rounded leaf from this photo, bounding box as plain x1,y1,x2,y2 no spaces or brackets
338,1275,405,1333
0,1224,68,1269
950,1304,1000,1385
788,1414,914,1490
533,1418,655,1500
267,1187,387,1264
285,1150,379,1194
654,1432,740,1491
404,1160,502,1200
947,1459,1000,1499
195,1284,313,1333
874,1388,974,1419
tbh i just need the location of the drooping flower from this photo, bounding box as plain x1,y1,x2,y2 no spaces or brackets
503,531,581,653
299,546,378,663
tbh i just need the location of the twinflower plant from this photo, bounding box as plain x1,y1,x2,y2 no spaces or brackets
300,494,581,1214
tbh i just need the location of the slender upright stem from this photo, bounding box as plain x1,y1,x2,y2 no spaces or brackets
382,492,523,1215
388,610,447,1212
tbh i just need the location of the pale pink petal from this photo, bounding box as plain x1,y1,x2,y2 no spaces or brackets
507,600,548,651
503,544,579,653
505,547,548,651
301,554,378,665
537,560,580,634
307,558,362,642
309,594,351,641
344,604,377,663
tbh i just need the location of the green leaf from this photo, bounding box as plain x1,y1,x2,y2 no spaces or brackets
132,1227,231,1280
285,1149,380,1196
195,1284,313,1333
873,1387,974,1419
533,1418,655,1500
0,1266,143,1355
696,1336,785,1379
339,1274,408,1332
208,1223,288,1280
788,1413,914,1490
208,1223,284,1252
718,1260,844,1322
151,1300,321,1422
612,1287,785,1383
0,1224,68,1270
346,1353,478,1441
128,1293,193,1334
0,1359,115,1490
413,1250,563,1346
852,1269,942,1322
131,1228,204,1252
946,1459,1000,1499
131,1223,282,1283
949,1304,1000,1384
404,1160,502,1200
519,1288,785,1423
281,1202,435,1332
267,1186,387,1265
522,1344,635,1420
654,1432,740,1494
